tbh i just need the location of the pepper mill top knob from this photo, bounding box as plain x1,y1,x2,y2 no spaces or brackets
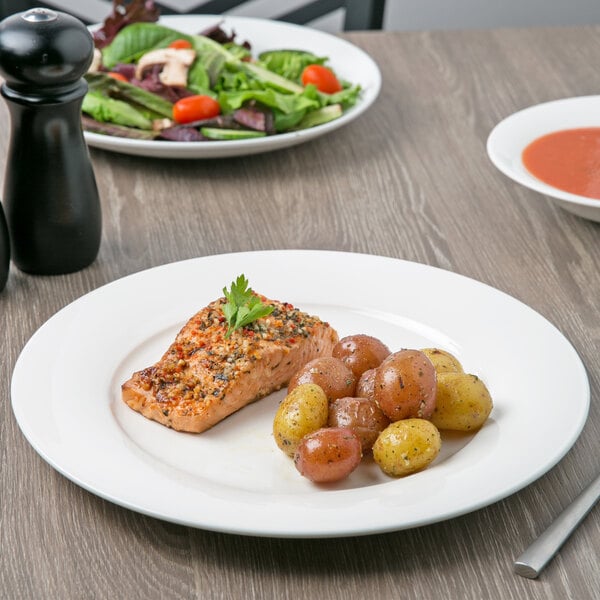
0,8,94,92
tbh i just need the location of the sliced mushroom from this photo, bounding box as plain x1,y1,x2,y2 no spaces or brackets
135,48,196,87
87,48,102,73
152,118,174,131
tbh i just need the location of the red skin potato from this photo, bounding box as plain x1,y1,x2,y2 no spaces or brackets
328,396,390,452
374,349,437,421
332,334,391,378
294,427,362,483
288,357,356,401
356,368,376,401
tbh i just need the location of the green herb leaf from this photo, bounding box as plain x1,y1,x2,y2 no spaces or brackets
222,274,273,337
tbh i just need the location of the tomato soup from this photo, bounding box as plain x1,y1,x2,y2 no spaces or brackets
522,127,600,199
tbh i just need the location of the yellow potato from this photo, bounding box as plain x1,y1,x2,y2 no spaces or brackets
430,372,493,431
372,418,441,477
421,348,464,374
273,383,328,457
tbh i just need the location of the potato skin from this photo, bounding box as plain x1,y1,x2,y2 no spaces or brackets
332,334,391,378
356,368,376,401
328,397,390,452
373,419,441,477
430,372,493,431
421,348,464,375
288,357,356,401
273,384,329,457
294,427,362,483
374,350,437,421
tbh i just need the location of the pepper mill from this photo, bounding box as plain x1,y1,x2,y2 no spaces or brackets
0,8,101,275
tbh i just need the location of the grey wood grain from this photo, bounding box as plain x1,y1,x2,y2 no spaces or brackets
1,26,600,600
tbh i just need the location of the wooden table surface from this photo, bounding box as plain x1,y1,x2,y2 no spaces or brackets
2,24,600,600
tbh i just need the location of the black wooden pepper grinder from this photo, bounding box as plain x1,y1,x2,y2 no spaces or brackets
0,8,101,275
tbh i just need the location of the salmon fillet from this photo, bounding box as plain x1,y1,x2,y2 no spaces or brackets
122,295,338,432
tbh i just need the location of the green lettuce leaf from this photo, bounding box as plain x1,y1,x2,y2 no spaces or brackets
186,38,229,92
218,87,319,116
102,23,191,68
319,84,362,109
257,49,327,82
272,108,307,132
216,67,256,92
85,72,173,118
187,59,211,94
82,91,153,129
223,42,252,61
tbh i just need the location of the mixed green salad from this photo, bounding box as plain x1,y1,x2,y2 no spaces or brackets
83,0,362,142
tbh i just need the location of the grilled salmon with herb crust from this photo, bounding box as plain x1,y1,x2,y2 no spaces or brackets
122,296,338,432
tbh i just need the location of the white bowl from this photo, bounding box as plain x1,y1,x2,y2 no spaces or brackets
487,96,600,222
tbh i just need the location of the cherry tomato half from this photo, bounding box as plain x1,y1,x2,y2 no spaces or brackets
301,64,342,94
107,72,128,82
168,39,193,49
173,95,221,124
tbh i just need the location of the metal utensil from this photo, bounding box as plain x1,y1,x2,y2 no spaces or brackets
514,472,600,578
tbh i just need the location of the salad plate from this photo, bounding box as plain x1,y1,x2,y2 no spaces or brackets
84,16,381,158
11,250,589,537
487,95,600,222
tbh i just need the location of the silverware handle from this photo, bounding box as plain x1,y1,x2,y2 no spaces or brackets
514,472,600,578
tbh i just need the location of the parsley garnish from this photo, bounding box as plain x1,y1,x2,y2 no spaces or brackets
222,274,273,338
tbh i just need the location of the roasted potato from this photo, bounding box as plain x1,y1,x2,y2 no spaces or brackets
374,350,437,421
356,368,376,401
273,383,328,457
332,334,391,378
288,357,356,401
328,396,390,452
421,348,464,374
373,419,441,477
294,427,362,483
430,372,493,431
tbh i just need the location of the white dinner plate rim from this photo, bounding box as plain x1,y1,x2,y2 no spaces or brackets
487,95,600,210
10,250,590,537
84,15,381,158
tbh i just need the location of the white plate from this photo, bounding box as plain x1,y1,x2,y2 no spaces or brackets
11,251,589,537
84,16,381,158
487,95,600,222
